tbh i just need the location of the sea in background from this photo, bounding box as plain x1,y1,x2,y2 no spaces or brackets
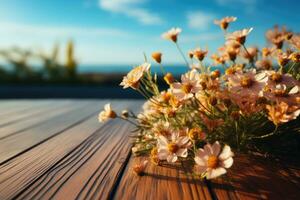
78,64,224,75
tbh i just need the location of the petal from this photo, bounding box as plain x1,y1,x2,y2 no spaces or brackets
167,154,178,163
221,157,234,168
176,148,188,158
289,86,299,95
195,148,207,158
104,103,111,111
177,136,189,146
206,168,227,179
219,145,234,160
195,156,207,166
158,149,169,160
172,83,182,89
211,141,221,156
158,135,169,147
204,143,213,155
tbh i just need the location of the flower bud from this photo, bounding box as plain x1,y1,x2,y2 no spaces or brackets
152,52,162,64
133,160,148,176
188,127,206,141
164,73,175,85
211,70,221,79
121,110,129,119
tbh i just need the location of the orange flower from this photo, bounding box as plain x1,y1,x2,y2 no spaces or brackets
262,47,274,57
120,63,150,89
164,73,175,85
211,54,226,65
255,59,272,70
289,52,300,63
133,160,148,176
277,51,290,67
192,48,208,61
266,26,292,49
266,102,300,125
214,16,237,30
152,52,162,63
162,27,182,43
241,47,258,62
188,127,206,141
290,34,300,50
98,103,117,122
226,28,253,45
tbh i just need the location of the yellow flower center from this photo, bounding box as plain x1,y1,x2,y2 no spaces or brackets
270,73,282,83
168,143,179,153
188,128,204,140
225,67,236,75
207,156,219,169
237,36,246,44
273,89,287,97
240,77,253,88
221,22,229,30
108,111,117,119
170,35,177,43
182,83,193,94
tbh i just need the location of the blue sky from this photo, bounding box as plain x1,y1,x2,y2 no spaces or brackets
0,0,299,65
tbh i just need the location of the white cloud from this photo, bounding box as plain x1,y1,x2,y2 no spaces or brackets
0,22,130,38
99,0,163,25
187,11,216,30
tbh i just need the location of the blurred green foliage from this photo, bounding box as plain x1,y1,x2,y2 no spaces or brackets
0,40,78,84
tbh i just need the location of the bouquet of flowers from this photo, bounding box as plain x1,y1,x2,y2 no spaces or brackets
98,16,300,180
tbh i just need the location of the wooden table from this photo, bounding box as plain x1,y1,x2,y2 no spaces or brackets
0,100,299,200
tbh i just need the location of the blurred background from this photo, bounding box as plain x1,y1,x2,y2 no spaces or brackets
0,0,299,98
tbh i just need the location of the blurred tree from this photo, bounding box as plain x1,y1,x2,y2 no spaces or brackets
0,47,34,80
65,40,77,79
38,43,64,81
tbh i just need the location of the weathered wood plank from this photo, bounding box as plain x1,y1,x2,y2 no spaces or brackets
0,100,51,119
15,120,134,200
0,101,76,139
0,101,97,164
209,154,300,200
113,156,212,200
0,100,141,200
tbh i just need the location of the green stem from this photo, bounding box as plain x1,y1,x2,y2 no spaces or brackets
117,116,139,127
250,126,278,139
159,63,166,75
175,43,189,68
287,62,296,73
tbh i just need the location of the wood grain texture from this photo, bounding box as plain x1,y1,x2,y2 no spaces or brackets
113,156,212,200
0,101,76,139
0,100,141,200
209,154,300,200
0,101,96,164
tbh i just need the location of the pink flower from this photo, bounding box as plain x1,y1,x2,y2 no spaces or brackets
171,70,202,101
214,16,237,30
266,102,300,125
226,28,253,45
194,141,234,179
226,70,267,99
162,27,182,43
157,133,191,163
200,114,224,132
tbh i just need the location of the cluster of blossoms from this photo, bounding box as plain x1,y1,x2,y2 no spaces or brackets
98,17,300,180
